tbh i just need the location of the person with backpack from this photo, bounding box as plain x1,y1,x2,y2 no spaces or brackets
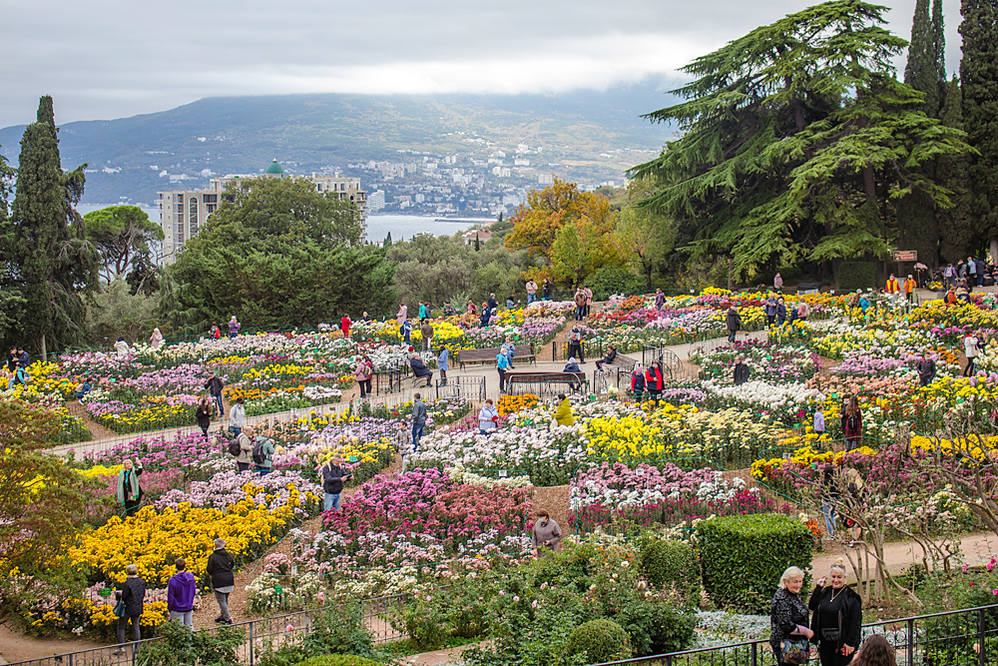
399,319,412,344
205,372,224,417
252,432,275,475
113,564,146,654
233,425,253,472
167,557,196,629
319,455,353,512
195,397,212,437
228,397,245,438
355,355,373,398
206,538,235,624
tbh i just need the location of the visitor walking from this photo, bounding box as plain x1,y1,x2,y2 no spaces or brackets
655,288,665,311
340,313,352,339
526,279,538,305
496,348,511,392
113,564,145,654
841,396,862,446
437,347,449,386
770,566,812,666
116,459,143,516
595,344,617,372
355,355,373,398
235,426,253,472
916,352,936,386
420,320,434,351
196,397,212,436
531,510,562,554
228,397,245,438
726,306,741,342
963,333,979,377
584,286,593,318
206,538,235,624
542,278,552,301
776,298,787,327
809,561,862,665
319,455,352,511
409,352,433,387
553,393,574,426
488,293,499,316
943,263,956,289
968,256,978,286
478,398,499,434
149,327,164,350
645,361,664,405
397,303,408,321
411,393,427,450
114,337,130,360
205,372,224,417
733,358,750,385
419,302,429,322
567,327,584,363
630,362,645,402
774,272,784,291
904,275,917,303
400,319,412,344
814,404,826,438
252,432,274,476
850,635,897,666
227,315,240,338
574,288,586,321
167,558,196,629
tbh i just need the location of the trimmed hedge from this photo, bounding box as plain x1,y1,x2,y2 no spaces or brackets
639,538,700,603
566,618,631,663
696,512,812,612
294,657,384,666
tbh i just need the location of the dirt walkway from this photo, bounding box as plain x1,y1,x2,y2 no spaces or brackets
0,622,104,664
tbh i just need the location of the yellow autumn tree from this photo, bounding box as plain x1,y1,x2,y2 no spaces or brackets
504,178,617,259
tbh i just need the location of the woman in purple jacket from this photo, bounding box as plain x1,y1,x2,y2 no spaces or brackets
167,557,196,628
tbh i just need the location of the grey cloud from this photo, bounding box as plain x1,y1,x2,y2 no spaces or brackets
0,0,967,128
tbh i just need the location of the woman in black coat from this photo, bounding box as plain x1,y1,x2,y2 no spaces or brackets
771,566,813,665
196,397,212,436
809,561,863,665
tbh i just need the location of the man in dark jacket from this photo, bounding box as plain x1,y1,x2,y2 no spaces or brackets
409,353,432,387
726,307,741,343
205,372,225,417
319,455,352,512
114,564,146,653
206,538,235,624
733,358,751,386
412,394,428,450
916,352,936,386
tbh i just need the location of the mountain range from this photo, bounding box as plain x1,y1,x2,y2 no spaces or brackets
0,80,679,206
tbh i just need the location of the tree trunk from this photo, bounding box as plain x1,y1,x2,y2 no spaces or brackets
990,237,998,265
41,333,47,364
727,256,734,290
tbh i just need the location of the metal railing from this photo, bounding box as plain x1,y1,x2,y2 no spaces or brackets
595,603,998,666
6,592,410,666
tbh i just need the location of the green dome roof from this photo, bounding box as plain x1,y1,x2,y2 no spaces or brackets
265,159,283,175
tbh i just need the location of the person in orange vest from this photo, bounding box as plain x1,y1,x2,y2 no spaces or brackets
903,274,917,302
885,273,900,294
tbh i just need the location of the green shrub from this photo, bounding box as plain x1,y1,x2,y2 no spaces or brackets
566,618,631,663
294,656,384,666
639,538,700,602
838,260,877,291
696,513,812,612
135,621,243,665
390,598,448,650
588,267,646,301
256,603,382,666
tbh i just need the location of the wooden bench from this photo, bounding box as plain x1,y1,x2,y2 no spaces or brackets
503,371,588,395
458,345,536,369
604,353,638,373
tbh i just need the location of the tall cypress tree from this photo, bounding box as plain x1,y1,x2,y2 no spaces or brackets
9,96,97,356
960,0,998,258
937,77,976,261
932,0,947,82
906,0,942,115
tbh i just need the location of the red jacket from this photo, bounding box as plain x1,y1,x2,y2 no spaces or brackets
645,367,663,391
341,316,352,334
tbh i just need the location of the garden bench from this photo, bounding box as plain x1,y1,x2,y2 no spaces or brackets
503,371,588,395
458,345,536,369
604,353,638,373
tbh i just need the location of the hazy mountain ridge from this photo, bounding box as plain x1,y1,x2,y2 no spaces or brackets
0,81,678,206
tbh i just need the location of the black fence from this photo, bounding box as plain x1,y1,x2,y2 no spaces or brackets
595,603,998,666
6,592,410,666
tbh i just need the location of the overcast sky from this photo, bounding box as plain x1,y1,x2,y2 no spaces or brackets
0,0,965,128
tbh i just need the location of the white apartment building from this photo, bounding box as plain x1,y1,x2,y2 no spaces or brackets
158,160,366,263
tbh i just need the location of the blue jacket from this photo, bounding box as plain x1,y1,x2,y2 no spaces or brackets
496,353,510,370
563,362,581,373
410,357,431,377
438,349,449,371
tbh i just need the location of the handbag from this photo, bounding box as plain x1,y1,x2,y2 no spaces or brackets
820,608,843,643
781,638,810,664
113,599,126,618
